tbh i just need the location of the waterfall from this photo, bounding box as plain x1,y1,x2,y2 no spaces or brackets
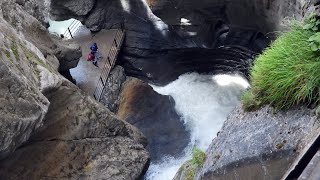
146,72,249,180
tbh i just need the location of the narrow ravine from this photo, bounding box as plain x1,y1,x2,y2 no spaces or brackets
146,73,250,179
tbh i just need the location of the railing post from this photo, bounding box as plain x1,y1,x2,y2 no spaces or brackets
68,27,73,39
114,39,117,48
107,57,111,66
100,77,105,87
120,22,124,32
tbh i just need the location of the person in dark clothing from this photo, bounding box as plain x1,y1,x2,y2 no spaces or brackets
90,43,98,53
90,42,102,59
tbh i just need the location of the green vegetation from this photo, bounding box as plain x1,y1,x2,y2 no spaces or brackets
178,148,206,180
11,43,19,61
185,168,196,180
191,148,206,168
242,90,261,111
21,46,51,76
0,48,12,61
243,20,320,110
304,14,320,51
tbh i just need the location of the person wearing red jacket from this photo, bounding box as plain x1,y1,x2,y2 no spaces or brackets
87,51,98,67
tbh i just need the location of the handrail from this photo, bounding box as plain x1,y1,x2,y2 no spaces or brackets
93,27,125,101
63,19,82,39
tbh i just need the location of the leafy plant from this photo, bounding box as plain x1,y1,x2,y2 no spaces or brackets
303,13,320,51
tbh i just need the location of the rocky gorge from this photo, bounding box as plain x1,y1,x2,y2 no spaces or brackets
0,0,320,180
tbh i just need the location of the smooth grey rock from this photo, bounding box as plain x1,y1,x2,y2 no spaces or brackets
100,65,127,113
195,106,320,180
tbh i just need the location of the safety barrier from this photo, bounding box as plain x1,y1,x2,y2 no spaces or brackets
93,28,125,101
63,20,82,39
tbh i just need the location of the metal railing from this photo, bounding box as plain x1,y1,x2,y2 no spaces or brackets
63,19,82,39
93,28,125,101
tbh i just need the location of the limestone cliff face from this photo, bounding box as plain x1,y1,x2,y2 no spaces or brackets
0,1,149,179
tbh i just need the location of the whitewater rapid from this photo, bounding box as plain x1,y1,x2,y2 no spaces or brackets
146,72,249,180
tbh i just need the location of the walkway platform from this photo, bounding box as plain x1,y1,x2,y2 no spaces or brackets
69,29,125,99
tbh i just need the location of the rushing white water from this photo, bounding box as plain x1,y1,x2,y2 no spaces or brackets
146,72,249,180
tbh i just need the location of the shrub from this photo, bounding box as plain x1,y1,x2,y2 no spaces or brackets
248,24,320,110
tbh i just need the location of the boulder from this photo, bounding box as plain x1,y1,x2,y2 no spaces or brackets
195,106,320,180
117,77,190,162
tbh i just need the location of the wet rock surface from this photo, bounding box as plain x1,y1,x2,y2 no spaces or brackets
117,77,190,162
119,46,256,85
195,106,320,180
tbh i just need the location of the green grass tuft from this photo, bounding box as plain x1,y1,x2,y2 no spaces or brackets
11,43,19,61
21,46,52,76
247,24,320,110
191,148,206,168
185,167,196,180
242,90,262,111
176,148,206,180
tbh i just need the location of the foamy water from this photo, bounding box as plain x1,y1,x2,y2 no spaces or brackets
146,73,249,180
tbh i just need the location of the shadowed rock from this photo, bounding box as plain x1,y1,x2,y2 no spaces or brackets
117,77,190,162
